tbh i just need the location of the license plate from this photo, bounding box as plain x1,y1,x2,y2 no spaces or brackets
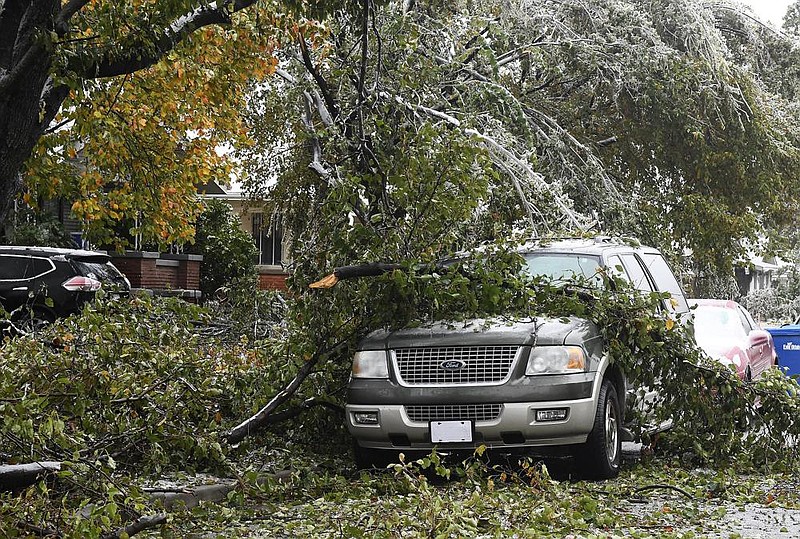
430,420,473,443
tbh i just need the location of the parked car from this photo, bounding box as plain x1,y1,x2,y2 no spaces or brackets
690,298,777,381
345,238,690,478
0,246,130,329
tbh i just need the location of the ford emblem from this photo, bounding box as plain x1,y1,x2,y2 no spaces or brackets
440,360,466,370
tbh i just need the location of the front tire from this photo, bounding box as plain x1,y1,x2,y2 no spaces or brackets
577,379,621,479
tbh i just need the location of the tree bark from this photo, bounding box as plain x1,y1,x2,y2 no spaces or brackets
0,1,58,229
0,461,61,491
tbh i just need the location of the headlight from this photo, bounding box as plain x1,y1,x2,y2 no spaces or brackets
525,346,586,375
351,350,389,378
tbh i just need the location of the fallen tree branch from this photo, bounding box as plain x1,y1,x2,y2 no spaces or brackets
632,483,694,499
101,513,167,539
262,398,345,426
15,521,62,538
310,263,403,288
226,335,353,445
596,136,617,147
0,461,61,491
146,482,236,510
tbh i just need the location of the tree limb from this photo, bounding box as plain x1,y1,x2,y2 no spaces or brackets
357,0,369,105
0,43,43,96
632,483,694,499
15,521,62,538
0,461,61,491
596,136,617,147
226,337,352,444
54,0,91,36
298,34,340,121
261,398,344,425
101,513,167,539
77,0,259,79
309,263,403,288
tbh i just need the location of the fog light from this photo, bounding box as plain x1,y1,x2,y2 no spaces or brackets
536,409,568,422
354,412,379,425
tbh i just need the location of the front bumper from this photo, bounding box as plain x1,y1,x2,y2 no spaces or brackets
346,395,597,450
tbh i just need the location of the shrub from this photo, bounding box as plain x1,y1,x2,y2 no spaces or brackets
189,199,258,300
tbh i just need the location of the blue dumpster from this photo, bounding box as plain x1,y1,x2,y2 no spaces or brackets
767,326,800,377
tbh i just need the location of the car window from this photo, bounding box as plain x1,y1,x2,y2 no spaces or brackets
606,255,632,283
523,253,602,283
694,305,748,349
639,253,689,312
0,255,31,280
72,260,128,288
26,257,54,278
618,254,653,292
639,253,682,295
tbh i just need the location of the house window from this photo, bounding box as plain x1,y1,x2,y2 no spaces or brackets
252,213,283,266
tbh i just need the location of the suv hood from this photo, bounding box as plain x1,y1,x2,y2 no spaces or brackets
361,316,599,351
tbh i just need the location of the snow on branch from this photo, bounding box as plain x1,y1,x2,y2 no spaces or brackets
384,92,589,234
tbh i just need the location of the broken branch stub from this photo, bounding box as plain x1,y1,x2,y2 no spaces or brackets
309,263,403,288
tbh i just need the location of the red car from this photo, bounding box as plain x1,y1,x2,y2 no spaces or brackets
690,299,777,381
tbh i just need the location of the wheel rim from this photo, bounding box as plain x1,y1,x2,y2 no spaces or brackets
605,399,619,464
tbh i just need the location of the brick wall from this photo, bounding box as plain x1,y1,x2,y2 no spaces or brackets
258,272,288,291
110,254,158,288
164,253,201,290
109,252,202,300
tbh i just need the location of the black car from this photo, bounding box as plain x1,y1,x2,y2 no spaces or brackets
0,246,130,328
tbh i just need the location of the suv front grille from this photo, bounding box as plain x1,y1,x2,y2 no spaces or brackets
393,346,519,386
405,404,503,423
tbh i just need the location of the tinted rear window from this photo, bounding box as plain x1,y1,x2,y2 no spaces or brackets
28,257,54,277
0,255,30,280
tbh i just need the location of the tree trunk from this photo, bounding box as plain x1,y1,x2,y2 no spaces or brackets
0,0,64,232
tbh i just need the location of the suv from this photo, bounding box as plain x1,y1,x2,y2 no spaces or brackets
346,239,689,478
0,246,130,328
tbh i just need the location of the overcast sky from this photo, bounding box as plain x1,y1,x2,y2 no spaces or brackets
737,0,793,27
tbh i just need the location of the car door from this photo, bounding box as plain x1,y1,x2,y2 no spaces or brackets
607,254,665,429
738,304,772,378
0,255,33,311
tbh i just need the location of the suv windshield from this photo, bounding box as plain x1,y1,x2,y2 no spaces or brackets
523,253,602,282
